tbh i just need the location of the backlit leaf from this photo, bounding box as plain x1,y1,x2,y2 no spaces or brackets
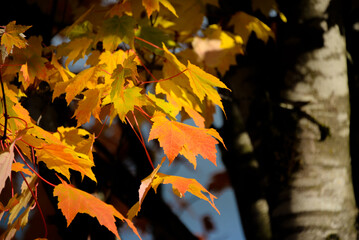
54,179,142,239
36,144,96,182
11,162,33,176
148,112,222,168
73,88,102,126
0,142,15,195
128,158,164,220
101,15,135,51
1,21,31,54
54,126,95,161
57,37,93,67
152,173,219,214
228,11,274,44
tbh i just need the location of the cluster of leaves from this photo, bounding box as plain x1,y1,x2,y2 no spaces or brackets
0,0,277,239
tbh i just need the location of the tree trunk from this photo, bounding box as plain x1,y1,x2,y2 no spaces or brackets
268,0,358,239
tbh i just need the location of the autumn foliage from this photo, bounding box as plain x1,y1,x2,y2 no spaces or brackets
0,0,276,239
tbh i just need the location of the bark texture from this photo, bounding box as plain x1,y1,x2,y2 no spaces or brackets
269,0,358,239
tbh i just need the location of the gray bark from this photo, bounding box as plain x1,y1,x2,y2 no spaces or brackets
270,0,358,239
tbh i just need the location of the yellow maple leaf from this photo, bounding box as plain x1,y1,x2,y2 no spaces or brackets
57,37,93,67
192,24,243,75
229,11,275,44
185,61,230,113
73,88,102,126
1,21,31,54
142,0,178,17
101,15,135,51
62,65,104,104
37,144,96,182
54,126,95,161
104,83,146,122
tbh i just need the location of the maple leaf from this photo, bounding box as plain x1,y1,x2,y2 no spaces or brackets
55,64,103,104
11,162,33,176
128,158,164,220
148,112,223,168
228,11,275,44
57,37,93,66
152,173,219,214
104,82,147,122
54,179,142,239
185,61,230,112
73,88,102,126
0,141,15,195
51,53,74,83
142,0,178,18
1,21,31,54
101,15,135,51
160,44,229,117
8,175,37,225
192,24,244,75
53,126,95,161
146,92,179,120
0,195,19,220
157,45,208,127
36,144,96,182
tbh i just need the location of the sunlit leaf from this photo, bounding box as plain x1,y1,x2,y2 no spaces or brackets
1,21,31,54
54,179,142,239
152,173,219,214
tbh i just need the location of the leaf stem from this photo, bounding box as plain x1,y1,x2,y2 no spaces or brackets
15,145,57,188
135,54,159,83
134,36,163,50
94,115,109,140
126,115,154,169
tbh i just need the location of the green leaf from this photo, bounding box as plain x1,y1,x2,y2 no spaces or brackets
101,15,135,51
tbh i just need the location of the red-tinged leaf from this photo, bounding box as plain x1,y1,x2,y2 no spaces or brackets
1,21,31,54
148,112,223,168
0,141,15,195
36,144,96,182
11,162,32,176
20,63,30,87
152,173,220,214
128,158,164,220
54,180,142,240
142,0,160,17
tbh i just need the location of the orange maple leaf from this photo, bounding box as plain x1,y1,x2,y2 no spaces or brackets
142,0,178,18
1,21,31,54
148,112,224,168
152,173,220,214
36,144,96,182
54,179,142,239
11,162,32,176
